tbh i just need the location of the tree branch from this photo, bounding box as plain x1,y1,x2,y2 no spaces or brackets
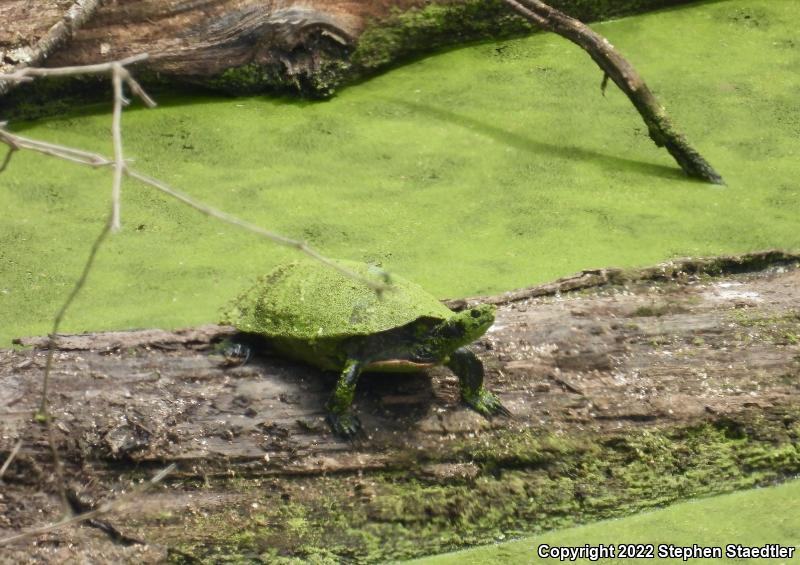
503,0,724,184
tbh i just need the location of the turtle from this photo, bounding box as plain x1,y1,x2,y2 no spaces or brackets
221,260,509,438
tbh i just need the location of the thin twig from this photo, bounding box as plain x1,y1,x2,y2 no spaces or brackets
0,123,390,291
125,169,391,292
0,463,176,546
0,128,389,291
0,129,112,167
0,57,386,290
38,212,113,515
43,420,70,514
117,66,157,108
0,54,149,84
0,54,156,110
0,439,23,481
111,65,125,231
40,213,113,416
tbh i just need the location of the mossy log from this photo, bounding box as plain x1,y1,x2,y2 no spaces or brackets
1,0,695,100
2,251,800,562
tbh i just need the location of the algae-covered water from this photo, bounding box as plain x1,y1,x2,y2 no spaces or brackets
408,478,800,564
1,0,798,344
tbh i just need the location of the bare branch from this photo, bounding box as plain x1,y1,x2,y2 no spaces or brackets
0,125,389,291
111,65,125,231
1,54,156,112
125,169,391,292
0,129,112,167
0,54,149,88
118,67,157,109
0,54,387,290
0,463,176,547
36,211,114,515
502,0,547,26
40,212,113,417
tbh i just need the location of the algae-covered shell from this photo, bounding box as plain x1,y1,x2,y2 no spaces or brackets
223,260,454,340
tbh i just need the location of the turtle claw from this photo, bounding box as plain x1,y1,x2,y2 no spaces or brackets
493,400,512,419
463,390,511,419
326,412,364,441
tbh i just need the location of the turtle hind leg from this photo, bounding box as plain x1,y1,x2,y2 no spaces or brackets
446,347,510,418
211,334,257,367
326,358,366,439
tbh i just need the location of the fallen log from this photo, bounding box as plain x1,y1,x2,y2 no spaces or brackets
1,0,696,100
2,252,799,561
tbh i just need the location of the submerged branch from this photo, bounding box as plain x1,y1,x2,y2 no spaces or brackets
503,0,724,184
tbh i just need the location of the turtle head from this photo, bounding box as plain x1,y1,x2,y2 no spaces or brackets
430,304,496,353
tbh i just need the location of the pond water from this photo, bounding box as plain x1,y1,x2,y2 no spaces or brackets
0,0,797,344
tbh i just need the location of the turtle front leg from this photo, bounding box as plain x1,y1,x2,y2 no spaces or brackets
326,358,365,439
447,347,510,418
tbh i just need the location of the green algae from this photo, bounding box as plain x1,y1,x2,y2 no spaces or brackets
167,408,800,563
1,0,800,345
408,478,800,564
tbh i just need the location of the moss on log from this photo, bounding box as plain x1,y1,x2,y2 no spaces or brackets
170,409,800,562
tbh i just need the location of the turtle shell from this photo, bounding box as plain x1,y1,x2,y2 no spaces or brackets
223,260,454,340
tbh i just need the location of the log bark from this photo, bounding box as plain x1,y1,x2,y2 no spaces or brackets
502,0,724,184
0,0,101,96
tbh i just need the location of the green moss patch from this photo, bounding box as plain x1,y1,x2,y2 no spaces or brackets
352,0,691,75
